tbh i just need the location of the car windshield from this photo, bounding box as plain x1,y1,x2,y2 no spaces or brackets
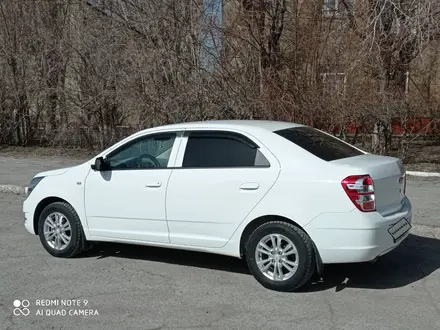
274,127,363,161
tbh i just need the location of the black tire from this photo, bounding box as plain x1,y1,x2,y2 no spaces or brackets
38,201,86,258
245,221,315,292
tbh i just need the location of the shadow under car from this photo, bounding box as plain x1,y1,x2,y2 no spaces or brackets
82,233,440,292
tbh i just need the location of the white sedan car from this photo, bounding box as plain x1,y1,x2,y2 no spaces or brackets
23,120,412,291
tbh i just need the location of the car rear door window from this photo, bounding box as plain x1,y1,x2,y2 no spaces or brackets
275,127,363,161
182,131,270,168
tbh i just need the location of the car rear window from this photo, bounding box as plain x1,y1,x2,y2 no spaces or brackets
274,127,363,161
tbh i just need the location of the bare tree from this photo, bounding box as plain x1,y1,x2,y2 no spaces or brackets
341,0,440,153
0,1,42,145
0,0,439,150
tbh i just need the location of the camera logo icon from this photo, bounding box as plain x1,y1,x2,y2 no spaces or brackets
13,300,30,316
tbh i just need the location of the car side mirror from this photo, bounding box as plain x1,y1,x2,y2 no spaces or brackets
91,157,109,171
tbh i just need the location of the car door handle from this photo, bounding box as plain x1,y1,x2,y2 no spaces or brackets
145,181,162,188
240,182,259,190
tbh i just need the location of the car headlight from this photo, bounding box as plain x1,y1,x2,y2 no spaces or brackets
26,177,45,196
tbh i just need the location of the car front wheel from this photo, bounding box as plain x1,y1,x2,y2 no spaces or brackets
38,201,86,258
245,221,315,292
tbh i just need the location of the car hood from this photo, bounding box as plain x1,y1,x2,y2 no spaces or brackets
36,167,73,177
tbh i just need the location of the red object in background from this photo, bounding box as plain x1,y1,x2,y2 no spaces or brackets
392,118,438,134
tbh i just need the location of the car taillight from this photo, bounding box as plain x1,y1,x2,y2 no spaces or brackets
341,175,376,212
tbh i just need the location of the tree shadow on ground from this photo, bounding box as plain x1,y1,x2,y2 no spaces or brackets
84,233,440,292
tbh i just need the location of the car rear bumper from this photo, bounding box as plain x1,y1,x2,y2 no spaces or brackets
305,197,412,264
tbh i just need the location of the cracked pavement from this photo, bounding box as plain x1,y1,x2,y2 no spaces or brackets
0,156,440,329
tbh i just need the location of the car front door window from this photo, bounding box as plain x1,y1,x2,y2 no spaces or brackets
106,133,176,170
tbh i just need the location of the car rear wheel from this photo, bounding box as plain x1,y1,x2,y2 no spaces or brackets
245,221,315,292
38,202,86,258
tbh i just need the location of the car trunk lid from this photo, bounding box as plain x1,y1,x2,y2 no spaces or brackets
332,154,406,216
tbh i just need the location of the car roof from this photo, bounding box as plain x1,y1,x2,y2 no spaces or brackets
146,120,305,133
96,120,308,160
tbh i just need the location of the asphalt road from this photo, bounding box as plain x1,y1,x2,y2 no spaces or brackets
0,155,440,329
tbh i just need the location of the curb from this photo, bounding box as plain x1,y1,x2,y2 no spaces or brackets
0,184,25,195
410,224,440,239
406,171,440,177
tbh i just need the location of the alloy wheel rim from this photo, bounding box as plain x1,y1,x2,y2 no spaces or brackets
255,234,299,281
43,212,72,251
